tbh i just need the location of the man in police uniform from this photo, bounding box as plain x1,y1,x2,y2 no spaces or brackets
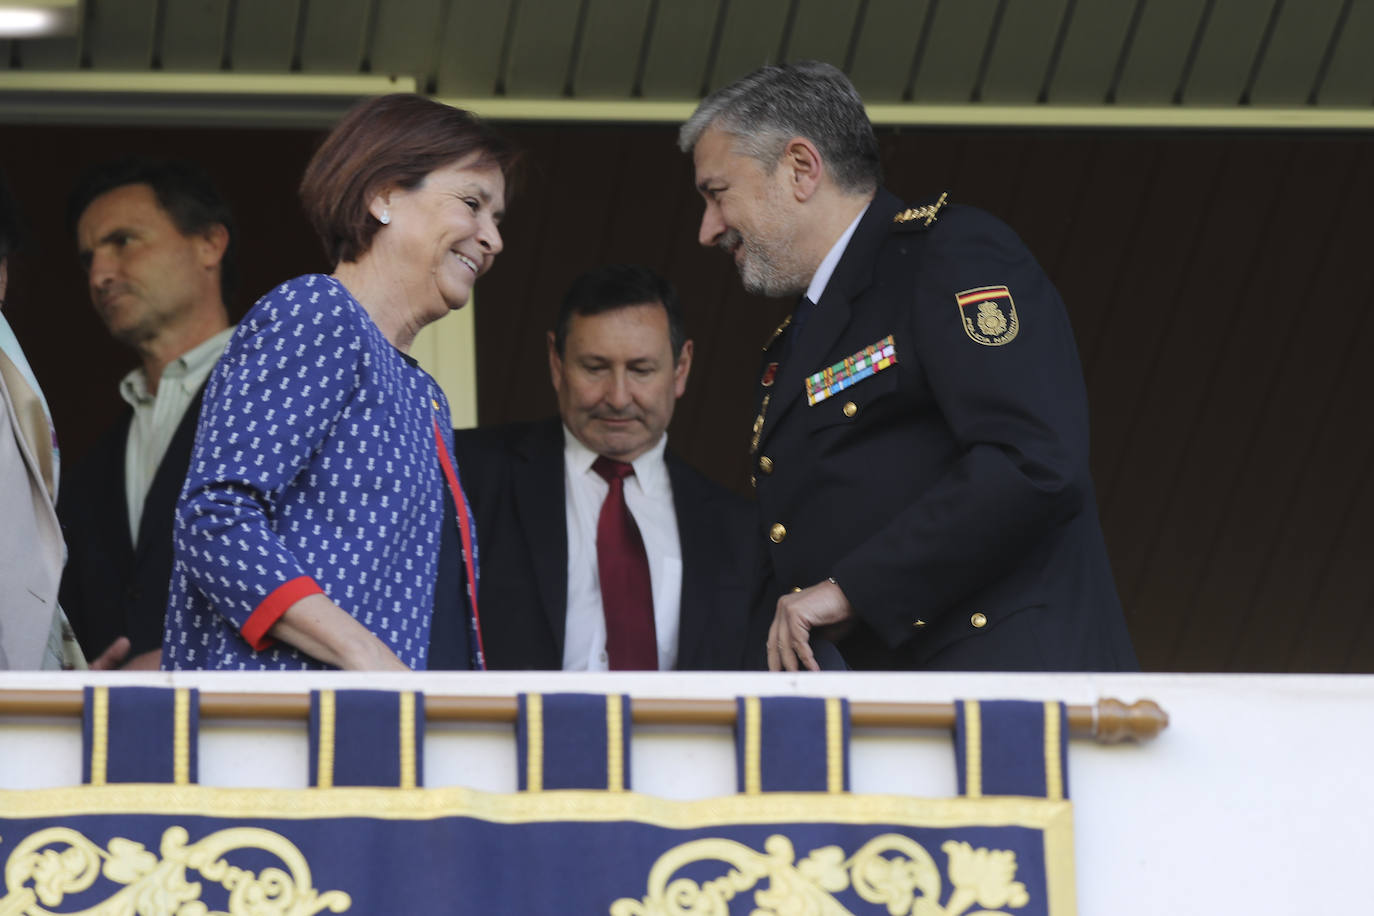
680,61,1137,672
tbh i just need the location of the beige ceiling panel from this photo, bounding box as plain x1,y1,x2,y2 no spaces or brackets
2,0,1369,126
1112,0,1205,104
84,0,157,70
501,0,584,96
369,0,446,82
1180,0,1273,104
298,0,370,72
707,0,793,91
1046,0,1136,103
845,0,931,102
638,0,721,98
1319,0,1374,106
160,0,230,72
572,0,655,97
227,0,302,72
1248,0,1349,106
433,0,516,96
979,0,1071,103
785,0,862,69
907,0,998,103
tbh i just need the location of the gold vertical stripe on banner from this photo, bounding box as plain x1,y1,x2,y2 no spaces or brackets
744,696,762,795
825,697,844,793
172,688,191,785
526,693,544,792
89,687,109,786
965,700,983,798
316,690,336,789
606,694,625,792
399,691,417,789
1044,701,1064,801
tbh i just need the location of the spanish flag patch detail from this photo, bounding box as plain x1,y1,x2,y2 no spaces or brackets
956,285,1019,347
805,335,898,407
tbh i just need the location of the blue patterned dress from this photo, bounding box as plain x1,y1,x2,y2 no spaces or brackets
162,274,478,670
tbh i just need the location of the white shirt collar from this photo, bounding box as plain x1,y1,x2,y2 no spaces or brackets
119,325,235,406
805,203,870,305
562,423,669,495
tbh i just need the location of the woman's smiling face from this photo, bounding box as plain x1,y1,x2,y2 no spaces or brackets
374,153,506,318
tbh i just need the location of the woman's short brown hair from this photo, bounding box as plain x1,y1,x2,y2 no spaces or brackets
300,94,519,265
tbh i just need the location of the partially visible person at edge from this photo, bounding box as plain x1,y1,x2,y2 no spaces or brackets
679,61,1138,673
0,169,86,669
161,94,516,670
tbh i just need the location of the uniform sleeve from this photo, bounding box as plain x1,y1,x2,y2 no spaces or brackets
173,280,363,643
833,209,1093,646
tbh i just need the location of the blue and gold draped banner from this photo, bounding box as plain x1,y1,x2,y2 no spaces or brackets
517,692,632,790
81,686,198,786
1,691,1077,914
955,701,1069,800
736,696,850,793
308,689,424,788
0,788,1073,914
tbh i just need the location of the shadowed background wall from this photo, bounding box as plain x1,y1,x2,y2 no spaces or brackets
3,120,1370,672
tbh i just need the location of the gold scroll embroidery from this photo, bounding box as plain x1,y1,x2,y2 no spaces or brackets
609,833,1029,916
0,825,351,914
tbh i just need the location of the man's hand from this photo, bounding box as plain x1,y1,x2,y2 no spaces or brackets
88,639,163,670
767,579,854,672
88,636,130,670
122,648,162,670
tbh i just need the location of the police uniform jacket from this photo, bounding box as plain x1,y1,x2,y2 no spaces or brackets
753,188,1137,671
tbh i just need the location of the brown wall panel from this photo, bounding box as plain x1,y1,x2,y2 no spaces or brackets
2,118,1371,673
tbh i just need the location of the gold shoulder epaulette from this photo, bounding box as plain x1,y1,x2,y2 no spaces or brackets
893,191,948,231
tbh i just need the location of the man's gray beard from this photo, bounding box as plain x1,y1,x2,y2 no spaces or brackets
738,244,806,298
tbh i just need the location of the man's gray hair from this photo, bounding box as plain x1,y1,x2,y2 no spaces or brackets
678,60,881,195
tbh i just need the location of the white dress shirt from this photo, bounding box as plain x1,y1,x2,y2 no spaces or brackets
119,326,234,542
805,203,869,305
561,426,682,670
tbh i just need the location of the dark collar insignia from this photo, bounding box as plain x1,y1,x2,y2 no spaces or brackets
761,314,792,352
893,191,948,231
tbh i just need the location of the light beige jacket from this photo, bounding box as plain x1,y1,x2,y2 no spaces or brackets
0,350,65,669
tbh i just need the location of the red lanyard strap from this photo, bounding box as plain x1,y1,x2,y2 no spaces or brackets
432,417,485,669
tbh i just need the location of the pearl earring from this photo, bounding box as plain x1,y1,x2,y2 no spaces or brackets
379,210,391,225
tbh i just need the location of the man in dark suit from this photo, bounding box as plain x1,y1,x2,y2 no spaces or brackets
679,61,1137,673
452,265,756,670
59,159,236,669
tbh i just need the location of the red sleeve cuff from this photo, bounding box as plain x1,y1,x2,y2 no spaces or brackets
242,576,324,651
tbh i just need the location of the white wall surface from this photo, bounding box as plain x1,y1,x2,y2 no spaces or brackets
0,670,1368,914
410,299,478,429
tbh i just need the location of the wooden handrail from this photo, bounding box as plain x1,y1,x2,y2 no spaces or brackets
0,691,1167,744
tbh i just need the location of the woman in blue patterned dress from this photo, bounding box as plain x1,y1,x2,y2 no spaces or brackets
162,95,516,670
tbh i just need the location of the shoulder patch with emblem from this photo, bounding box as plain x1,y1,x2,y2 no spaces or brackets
956,286,1019,347
893,191,948,232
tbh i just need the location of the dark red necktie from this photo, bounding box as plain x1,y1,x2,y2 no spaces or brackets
592,456,658,670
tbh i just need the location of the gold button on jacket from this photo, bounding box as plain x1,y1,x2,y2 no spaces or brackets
970,612,988,628
758,455,774,474
842,401,858,417
769,523,787,543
